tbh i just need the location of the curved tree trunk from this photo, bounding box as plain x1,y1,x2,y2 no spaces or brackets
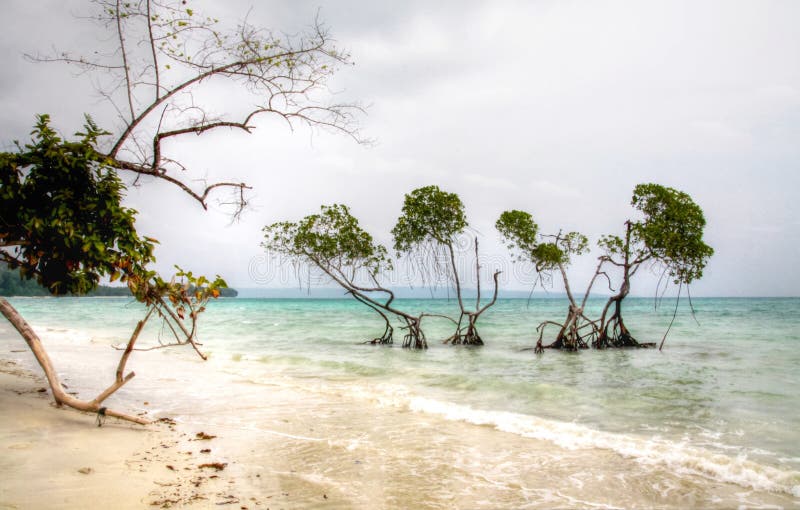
315,263,428,349
596,295,654,348
594,227,654,349
351,292,394,345
368,319,394,345
596,265,636,348
0,297,150,425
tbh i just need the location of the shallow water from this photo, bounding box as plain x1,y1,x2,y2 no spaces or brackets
2,296,799,507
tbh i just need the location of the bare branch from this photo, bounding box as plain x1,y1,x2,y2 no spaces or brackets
31,1,366,218
114,0,135,121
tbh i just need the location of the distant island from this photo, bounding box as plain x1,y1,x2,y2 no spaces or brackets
0,266,238,297
234,287,568,300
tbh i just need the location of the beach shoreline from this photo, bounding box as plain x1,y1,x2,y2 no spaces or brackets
0,347,383,510
0,361,269,509
2,297,799,509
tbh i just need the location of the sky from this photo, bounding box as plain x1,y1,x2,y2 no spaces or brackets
1,0,799,297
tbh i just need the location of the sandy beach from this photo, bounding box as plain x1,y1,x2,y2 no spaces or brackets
2,297,799,509
0,363,271,509
0,344,458,510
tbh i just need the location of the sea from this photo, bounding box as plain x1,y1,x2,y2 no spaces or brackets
1,295,799,508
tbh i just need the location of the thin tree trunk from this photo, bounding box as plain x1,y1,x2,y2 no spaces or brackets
445,270,501,346
446,242,465,314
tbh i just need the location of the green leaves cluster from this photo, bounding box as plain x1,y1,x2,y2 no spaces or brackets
0,114,230,326
495,210,538,259
137,266,228,323
391,185,467,253
0,115,155,295
596,184,714,285
496,210,587,271
630,183,714,284
502,183,713,290
262,204,391,277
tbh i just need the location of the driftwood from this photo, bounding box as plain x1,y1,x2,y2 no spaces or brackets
1,297,150,425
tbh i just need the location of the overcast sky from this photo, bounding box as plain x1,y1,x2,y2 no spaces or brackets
2,1,799,297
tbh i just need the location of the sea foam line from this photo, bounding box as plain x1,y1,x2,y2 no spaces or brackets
403,395,800,498
302,380,800,497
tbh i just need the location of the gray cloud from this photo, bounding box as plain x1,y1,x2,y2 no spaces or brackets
1,0,799,296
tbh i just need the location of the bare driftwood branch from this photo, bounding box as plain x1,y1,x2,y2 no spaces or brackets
0,297,149,425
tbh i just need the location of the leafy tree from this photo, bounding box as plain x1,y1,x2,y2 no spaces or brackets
262,204,411,345
496,211,604,352
392,185,500,346
595,183,714,349
0,116,226,424
497,183,712,353
0,115,155,294
263,204,457,349
29,0,366,218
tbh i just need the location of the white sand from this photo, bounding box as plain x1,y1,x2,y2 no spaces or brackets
0,363,261,509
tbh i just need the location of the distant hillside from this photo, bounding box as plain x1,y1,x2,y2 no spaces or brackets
235,287,567,299
0,266,237,297
0,266,49,296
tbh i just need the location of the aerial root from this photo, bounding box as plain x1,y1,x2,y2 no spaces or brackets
445,330,484,346
593,317,655,349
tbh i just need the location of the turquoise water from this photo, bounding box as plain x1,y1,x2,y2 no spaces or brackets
3,296,800,505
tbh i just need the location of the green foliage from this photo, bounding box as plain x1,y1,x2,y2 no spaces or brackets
262,204,391,277
138,266,228,321
630,183,714,284
0,115,155,295
0,115,230,322
559,231,589,258
598,234,625,257
496,210,587,271
495,210,539,261
391,185,467,253
598,183,713,287
531,242,565,271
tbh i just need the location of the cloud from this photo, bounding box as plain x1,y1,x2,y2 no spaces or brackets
689,120,753,150
464,174,515,190
1,0,799,296
530,180,582,199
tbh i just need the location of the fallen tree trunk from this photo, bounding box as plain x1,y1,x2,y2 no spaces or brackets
0,297,150,425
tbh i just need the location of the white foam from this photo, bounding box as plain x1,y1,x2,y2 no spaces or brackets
402,396,800,497
293,378,800,498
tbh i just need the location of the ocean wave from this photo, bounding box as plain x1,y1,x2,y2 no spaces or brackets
289,379,800,497
402,396,800,498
